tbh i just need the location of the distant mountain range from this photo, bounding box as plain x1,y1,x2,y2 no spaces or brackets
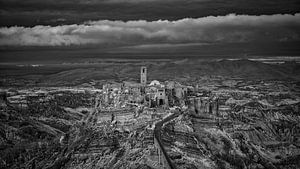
199,59,299,79
0,59,299,87
147,59,300,80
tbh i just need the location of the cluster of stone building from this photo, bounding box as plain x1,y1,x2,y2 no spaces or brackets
97,67,220,115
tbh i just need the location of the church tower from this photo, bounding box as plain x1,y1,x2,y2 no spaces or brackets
140,66,147,85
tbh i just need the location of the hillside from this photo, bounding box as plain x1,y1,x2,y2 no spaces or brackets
0,59,299,87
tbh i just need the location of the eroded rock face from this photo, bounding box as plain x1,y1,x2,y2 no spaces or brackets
160,107,300,169
0,87,170,169
1,72,300,169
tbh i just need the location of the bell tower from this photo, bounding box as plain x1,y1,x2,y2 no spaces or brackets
140,66,147,85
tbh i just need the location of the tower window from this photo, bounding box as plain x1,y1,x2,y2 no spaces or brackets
142,68,145,73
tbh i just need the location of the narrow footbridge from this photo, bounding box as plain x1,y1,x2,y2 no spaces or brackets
153,111,180,169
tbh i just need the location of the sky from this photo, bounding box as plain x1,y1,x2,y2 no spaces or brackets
0,0,300,61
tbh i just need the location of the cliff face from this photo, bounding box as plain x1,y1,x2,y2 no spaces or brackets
160,103,300,169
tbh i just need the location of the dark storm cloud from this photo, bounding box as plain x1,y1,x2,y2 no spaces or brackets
1,14,299,46
0,0,299,26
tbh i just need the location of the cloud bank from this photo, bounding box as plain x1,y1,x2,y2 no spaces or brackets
1,0,299,27
0,13,299,46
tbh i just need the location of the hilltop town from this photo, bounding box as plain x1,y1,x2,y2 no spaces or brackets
97,66,212,111
0,64,300,169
